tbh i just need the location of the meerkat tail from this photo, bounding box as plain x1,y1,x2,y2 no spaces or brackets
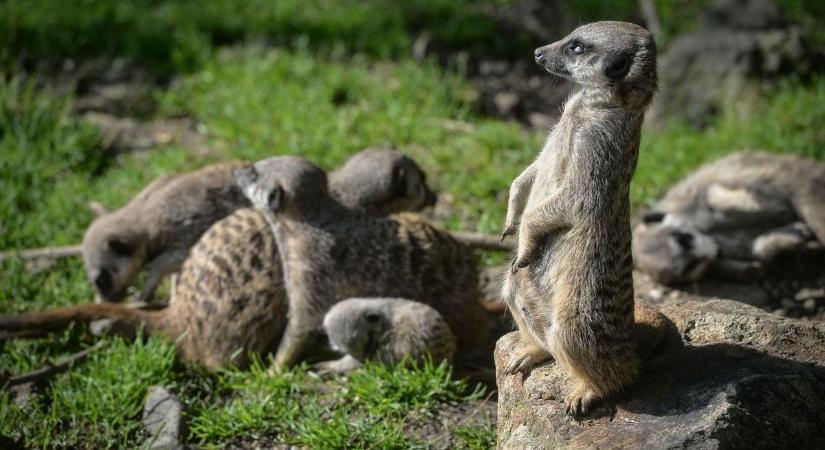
0,303,164,334
632,301,671,359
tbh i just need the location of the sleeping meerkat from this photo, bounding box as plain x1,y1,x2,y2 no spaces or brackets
235,155,493,372
0,150,438,370
633,151,825,284
82,161,251,303
320,297,457,372
500,22,668,416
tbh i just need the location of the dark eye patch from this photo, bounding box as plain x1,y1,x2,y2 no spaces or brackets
108,239,134,256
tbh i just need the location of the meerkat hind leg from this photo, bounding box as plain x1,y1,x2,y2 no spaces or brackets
565,381,601,416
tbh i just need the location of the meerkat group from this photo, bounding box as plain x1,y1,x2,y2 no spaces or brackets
0,149,443,369
633,151,825,284
500,21,668,415
236,155,495,371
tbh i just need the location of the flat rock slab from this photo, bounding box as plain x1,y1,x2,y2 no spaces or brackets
495,299,825,449
143,385,186,450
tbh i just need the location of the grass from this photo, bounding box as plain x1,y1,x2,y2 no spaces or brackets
2,0,825,448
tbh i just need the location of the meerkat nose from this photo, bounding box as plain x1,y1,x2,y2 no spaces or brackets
534,49,545,62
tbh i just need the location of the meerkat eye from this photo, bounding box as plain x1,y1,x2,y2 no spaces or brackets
568,41,585,55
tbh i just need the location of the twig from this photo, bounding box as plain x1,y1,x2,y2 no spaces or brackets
3,341,105,387
452,232,513,252
0,329,49,341
639,0,663,42
0,245,83,261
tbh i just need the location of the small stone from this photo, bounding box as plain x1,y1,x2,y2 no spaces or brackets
803,298,817,312
143,385,185,450
493,92,520,116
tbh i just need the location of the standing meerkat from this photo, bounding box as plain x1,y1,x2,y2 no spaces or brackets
0,150,438,370
633,151,825,284
320,297,457,372
500,22,667,415
82,160,251,303
235,155,492,372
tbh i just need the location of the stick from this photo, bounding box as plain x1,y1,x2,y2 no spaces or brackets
0,245,83,261
451,231,513,252
639,0,663,42
3,341,105,387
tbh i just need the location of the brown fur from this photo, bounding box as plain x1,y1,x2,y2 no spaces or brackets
82,161,250,303
319,297,457,372
634,152,825,284
0,150,437,370
235,156,493,372
500,22,667,415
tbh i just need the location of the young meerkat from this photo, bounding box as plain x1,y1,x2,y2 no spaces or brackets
0,150,438,370
82,160,251,303
500,22,667,415
633,151,825,284
235,155,492,372
319,297,457,373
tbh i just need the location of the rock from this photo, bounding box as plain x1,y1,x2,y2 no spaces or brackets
143,385,186,450
648,0,820,128
495,299,825,449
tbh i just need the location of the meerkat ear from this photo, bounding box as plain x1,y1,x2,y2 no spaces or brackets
604,52,633,82
233,166,258,190
365,312,381,324
393,166,407,197
267,186,283,213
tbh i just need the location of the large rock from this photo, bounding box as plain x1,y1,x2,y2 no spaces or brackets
495,299,825,449
648,0,820,128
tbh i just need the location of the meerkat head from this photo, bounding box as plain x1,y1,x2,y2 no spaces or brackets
82,214,149,302
632,211,720,284
534,21,656,104
323,298,391,361
330,148,437,215
234,155,329,221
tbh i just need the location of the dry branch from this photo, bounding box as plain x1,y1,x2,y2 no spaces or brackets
452,231,513,252
3,341,105,387
0,245,83,261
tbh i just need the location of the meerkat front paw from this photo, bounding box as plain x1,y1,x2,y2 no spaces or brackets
505,342,552,374
564,383,600,417
513,235,543,272
501,223,518,243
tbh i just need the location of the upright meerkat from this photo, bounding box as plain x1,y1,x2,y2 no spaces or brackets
82,160,251,303
500,22,665,415
320,297,457,372
0,150,438,370
633,151,825,284
235,155,492,372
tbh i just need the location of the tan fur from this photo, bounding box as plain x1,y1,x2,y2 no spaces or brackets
236,156,493,372
500,22,667,415
82,161,251,303
320,297,457,372
634,152,825,284
1,150,437,371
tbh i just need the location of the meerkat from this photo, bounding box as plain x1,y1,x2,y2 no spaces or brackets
0,150,439,370
499,22,667,415
319,297,457,373
633,151,825,284
235,155,493,372
82,160,251,303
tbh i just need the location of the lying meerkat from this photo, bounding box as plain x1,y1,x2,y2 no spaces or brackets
633,152,825,284
236,155,493,372
0,150,438,370
82,160,251,303
319,297,457,373
500,22,668,415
